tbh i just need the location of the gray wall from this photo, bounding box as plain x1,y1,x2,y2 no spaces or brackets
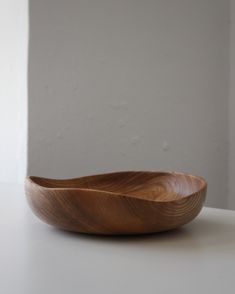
28,0,229,208
228,0,235,209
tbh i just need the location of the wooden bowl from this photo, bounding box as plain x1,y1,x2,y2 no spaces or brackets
25,171,207,235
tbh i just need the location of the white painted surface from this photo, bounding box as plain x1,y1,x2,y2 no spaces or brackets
0,183,235,294
0,0,28,183
228,0,235,209
28,0,229,208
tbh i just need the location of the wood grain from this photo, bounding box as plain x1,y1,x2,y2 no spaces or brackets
25,171,207,235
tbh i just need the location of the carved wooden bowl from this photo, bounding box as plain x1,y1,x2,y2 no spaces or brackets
25,171,207,235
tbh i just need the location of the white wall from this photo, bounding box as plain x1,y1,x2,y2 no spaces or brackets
28,0,229,208
0,0,28,183
228,0,235,209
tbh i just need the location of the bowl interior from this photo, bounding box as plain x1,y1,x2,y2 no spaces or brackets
29,171,206,202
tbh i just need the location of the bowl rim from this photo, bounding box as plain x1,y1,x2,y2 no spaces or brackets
25,170,207,203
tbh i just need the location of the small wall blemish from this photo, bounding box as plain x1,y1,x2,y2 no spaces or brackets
162,141,170,151
87,113,94,121
130,136,141,146
56,131,62,139
119,100,128,110
108,100,128,110
117,118,127,128
72,86,79,93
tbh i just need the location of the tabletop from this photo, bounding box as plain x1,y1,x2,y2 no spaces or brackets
0,183,235,294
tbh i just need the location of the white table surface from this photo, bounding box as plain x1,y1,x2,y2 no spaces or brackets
0,183,235,294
